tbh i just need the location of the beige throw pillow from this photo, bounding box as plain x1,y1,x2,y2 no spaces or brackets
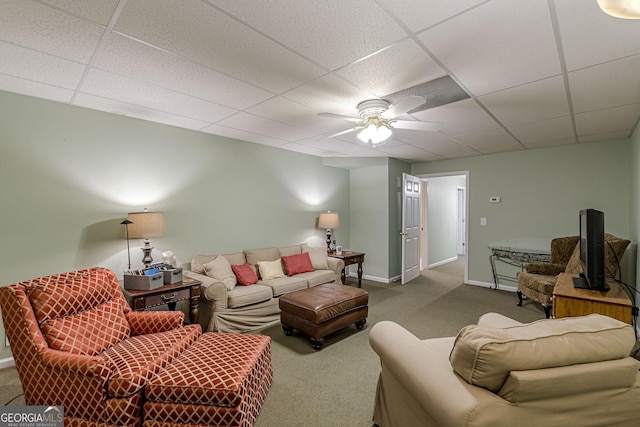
203,256,237,291
303,246,329,270
257,259,285,280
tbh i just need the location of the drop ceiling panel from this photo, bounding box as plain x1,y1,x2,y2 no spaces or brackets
0,75,73,103
412,98,501,136
380,0,489,33
40,0,120,25
93,34,274,110
375,143,442,163
0,41,86,89
554,0,640,71
569,55,640,114
0,0,105,63
115,0,326,93
81,68,237,123
209,0,408,71
455,128,523,154
217,112,317,142
508,116,576,148
335,39,446,98
284,74,375,115
74,93,211,130
406,132,479,158
575,104,640,137
419,0,561,96
478,76,570,126
200,124,287,147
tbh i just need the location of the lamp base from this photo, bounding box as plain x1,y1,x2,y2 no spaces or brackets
326,230,332,252
141,239,154,266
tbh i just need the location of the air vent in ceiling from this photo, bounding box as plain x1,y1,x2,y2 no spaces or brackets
384,75,470,114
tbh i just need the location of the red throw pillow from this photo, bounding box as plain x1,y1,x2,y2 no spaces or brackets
281,252,315,276
231,263,258,286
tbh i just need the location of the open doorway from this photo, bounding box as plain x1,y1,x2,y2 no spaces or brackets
418,171,469,284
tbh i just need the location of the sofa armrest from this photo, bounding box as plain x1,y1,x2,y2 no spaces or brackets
183,270,228,310
477,312,524,328
126,310,185,335
327,257,345,283
524,262,565,275
369,321,504,425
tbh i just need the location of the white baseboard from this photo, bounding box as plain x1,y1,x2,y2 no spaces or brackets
428,256,459,269
346,272,393,284
465,279,517,293
0,356,15,369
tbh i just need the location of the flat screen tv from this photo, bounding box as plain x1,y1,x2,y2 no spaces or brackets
572,209,609,291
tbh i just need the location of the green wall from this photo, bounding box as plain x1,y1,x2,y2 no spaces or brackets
426,175,466,266
0,90,350,360
412,139,632,288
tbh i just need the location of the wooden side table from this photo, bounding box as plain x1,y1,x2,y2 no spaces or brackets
328,251,365,288
123,277,201,325
553,273,632,324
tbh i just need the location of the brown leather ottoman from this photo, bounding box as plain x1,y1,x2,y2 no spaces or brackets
279,283,368,350
144,332,272,427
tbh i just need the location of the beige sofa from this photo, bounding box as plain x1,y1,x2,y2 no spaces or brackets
369,313,640,427
184,244,344,333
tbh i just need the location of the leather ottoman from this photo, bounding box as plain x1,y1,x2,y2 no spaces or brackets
144,332,272,427
279,283,368,350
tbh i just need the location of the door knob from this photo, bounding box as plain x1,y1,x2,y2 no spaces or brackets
400,232,408,236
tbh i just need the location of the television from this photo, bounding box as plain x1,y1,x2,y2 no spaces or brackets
572,209,609,291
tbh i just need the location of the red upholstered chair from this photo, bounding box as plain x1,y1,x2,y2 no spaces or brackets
0,267,202,426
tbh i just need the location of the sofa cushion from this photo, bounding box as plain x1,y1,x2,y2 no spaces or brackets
227,284,273,308
192,253,246,275
279,245,302,257
245,247,280,266
203,256,237,291
449,314,636,392
282,252,315,276
257,259,286,280
28,267,131,355
40,299,131,355
103,324,201,397
295,270,335,287
258,276,307,296
302,246,329,270
232,263,259,286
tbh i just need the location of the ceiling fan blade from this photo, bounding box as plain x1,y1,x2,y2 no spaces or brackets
318,112,362,123
317,126,362,140
380,95,427,119
392,120,443,132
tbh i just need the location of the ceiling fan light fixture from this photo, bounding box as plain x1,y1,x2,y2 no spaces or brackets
357,122,392,145
597,0,640,18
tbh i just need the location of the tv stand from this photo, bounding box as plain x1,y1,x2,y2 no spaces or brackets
572,275,610,292
555,273,631,323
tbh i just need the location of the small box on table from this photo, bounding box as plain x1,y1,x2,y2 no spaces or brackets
124,272,164,290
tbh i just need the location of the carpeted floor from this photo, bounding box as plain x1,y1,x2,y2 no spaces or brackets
0,257,546,425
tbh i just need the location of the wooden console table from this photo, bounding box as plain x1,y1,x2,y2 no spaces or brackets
553,273,632,324
123,277,201,325
328,251,365,288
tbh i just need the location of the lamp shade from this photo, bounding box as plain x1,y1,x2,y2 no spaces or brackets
318,212,340,229
127,211,167,239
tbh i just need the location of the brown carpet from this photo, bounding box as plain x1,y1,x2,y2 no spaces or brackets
0,258,545,425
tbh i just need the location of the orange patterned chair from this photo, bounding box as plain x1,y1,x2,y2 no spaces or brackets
0,267,272,427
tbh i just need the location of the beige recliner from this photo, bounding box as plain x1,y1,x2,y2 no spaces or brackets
517,234,629,317
369,313,640,427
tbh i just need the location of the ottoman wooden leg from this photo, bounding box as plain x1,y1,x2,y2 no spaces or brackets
282,324,294,336
310,336,325,351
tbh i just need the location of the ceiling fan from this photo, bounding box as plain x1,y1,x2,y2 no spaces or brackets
318,95,443,145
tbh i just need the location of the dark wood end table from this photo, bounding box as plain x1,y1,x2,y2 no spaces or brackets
123,277,201,325
328,251,365,287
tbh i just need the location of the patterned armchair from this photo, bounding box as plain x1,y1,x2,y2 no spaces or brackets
517,234,630,317
0,267,202,426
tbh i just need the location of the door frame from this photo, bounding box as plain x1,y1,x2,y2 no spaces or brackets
417,170,469,284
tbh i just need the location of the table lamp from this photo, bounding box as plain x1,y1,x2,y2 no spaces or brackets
126,209,167,266
318,211,340,252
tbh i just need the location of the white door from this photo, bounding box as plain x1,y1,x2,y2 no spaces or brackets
401,173,421,284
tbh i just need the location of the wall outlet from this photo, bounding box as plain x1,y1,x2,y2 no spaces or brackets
490,196,501,203
480,217,487,226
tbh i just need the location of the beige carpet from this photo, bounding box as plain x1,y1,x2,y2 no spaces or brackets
0,258,545,426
